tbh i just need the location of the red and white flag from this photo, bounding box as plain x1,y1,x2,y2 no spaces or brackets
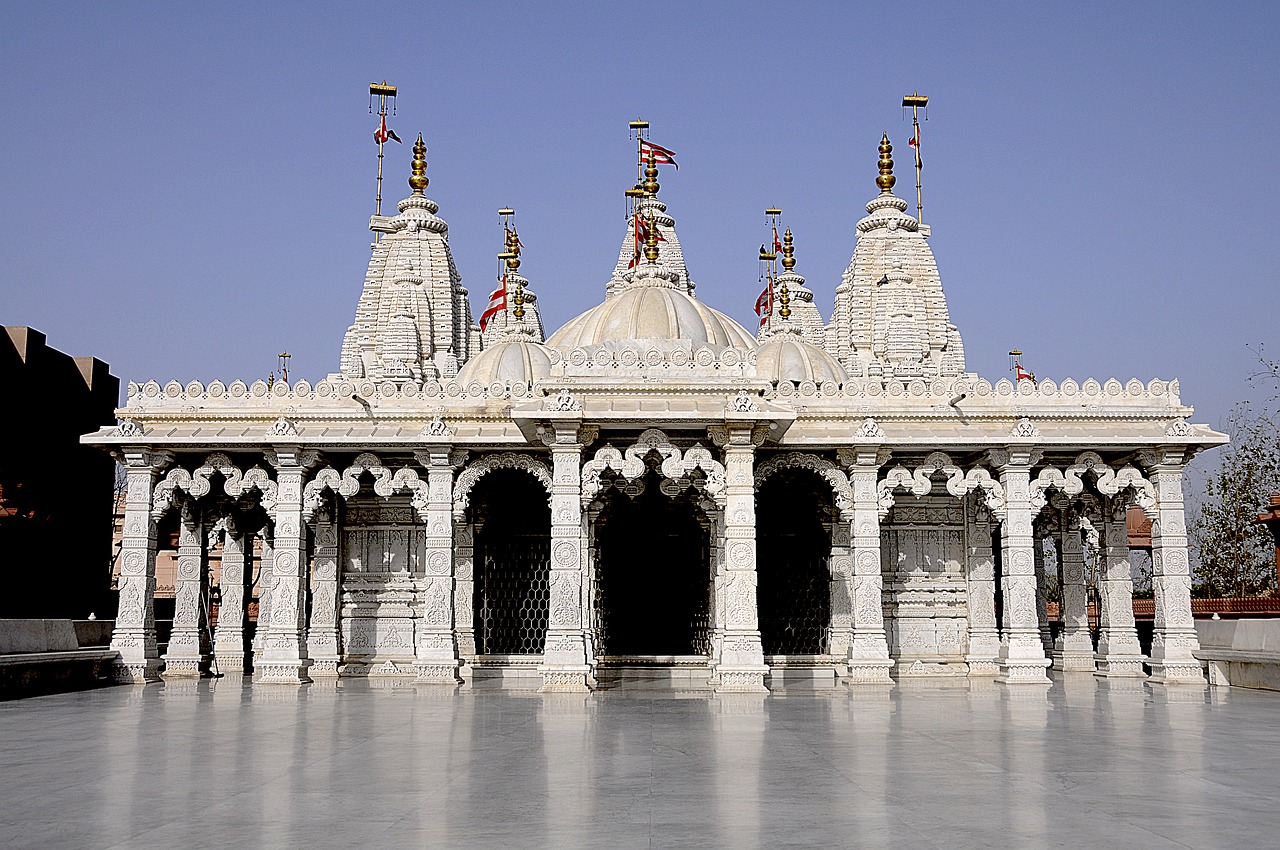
907,127,921,169
479,277,507,332
772,226,783,254
374,113,403,145
639,139,678,169
754,279,773,328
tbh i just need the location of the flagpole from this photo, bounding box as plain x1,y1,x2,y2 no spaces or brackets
903,92,928,225
370,81,398,240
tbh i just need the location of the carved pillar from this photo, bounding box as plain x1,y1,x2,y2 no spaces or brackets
708,507,726,684
414,447,462,683
713,423,768,693
539,421,594,692
1032,530,1053,654
1142,449,1205,683
213,512,250,672
257,448,318,683
582,503,603,679
1054,505,1095,672
252,526,274,658
846,447,893,683
306,504,342,677
453,521,476,679
164,498,209,677
992,448,1051,684
1095,497,1146,677
964,499,1001,676
111,448,171,683
825,519,853,667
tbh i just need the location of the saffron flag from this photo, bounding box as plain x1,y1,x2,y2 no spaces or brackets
639,139,678,169
374,113,403,145
754,279,773,328
907,127,921,169
479,277,507,332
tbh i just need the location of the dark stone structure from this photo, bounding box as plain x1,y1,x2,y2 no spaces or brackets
0,327,119,618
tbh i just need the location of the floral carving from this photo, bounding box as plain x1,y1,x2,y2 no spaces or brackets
453,453,553,517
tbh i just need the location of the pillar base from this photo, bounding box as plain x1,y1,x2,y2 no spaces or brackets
415,662,462,684
538,667,593,692
255,662,311,684
1147,660,1207,685
714,667,769,693
212,652,246,673
112,659,162,684
161,657,205,678
308,659,340,678
965,657,1001,677
1052,650,1097,672
847,659,895,684
1094,654,1147,678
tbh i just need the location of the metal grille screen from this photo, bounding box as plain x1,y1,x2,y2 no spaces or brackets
474,533,551,655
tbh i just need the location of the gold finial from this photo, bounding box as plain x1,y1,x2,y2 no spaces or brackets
643,212,660,263
642,150,660,196
781,228,796,272
778,275,791,320
409,133,429,193
513,279,525,320
876,132,895,193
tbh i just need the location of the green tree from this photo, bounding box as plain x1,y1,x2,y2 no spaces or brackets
1189,403,1280,597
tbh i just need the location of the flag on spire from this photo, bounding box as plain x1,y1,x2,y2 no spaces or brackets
479,277,507,332
754,277,774,329
907,126,921,169
374,113,402,145
772,226,783,254
639,139,678,169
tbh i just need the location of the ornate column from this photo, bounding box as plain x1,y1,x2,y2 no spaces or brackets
843,446,893,684
414,447,462,683
306,504,342,677
452,521,476,679
164,498,209,677
257,447,318,683
1032,526,1054,654
825,518,853,667
1141,448,1205,683
213,512,251,672
1054,503,1095,672
582,503,604,680
964,499,1001,676
712,423,769,693
708,507,727,684
991,447,1051,684
539,419,595,692
1095,497,1146,677
111,448,171,683
252,526,274,658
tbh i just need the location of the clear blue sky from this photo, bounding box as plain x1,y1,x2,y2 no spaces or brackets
2,2,1277,440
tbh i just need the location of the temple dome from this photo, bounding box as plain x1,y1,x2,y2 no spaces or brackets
456,340,552,386
548,281,756,352
755,332,848,385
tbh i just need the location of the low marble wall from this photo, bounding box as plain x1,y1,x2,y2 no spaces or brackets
1195,618,1280,691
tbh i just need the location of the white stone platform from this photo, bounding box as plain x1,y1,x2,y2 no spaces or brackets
1,675,1275,848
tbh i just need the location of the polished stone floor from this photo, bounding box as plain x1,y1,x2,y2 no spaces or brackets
1,675,1277,849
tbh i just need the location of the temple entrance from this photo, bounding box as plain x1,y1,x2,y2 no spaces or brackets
756,470,832,656
471,470,552,655
594,469,712,657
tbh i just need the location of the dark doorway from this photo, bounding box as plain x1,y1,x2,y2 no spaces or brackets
595,469,711,656
472,470,552,655
756,469,832,655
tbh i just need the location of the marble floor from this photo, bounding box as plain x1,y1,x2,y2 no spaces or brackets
1,675,1277,849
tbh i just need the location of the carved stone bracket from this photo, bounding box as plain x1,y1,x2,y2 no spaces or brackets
301,451,431,522
580,428,727,507
1030,451,1157,520
874,451,1005,520
753,452,853,520
452,452,553,519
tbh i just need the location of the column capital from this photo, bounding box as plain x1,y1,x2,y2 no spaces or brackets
988,446,1043,471
121,447,173,472
264,447,321,471
414,446,467,470
1136,446,1186,471
538,422,598,448
837,446,892,470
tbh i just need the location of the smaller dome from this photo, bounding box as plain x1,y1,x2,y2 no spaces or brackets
457,340,553,386
755,335,848,385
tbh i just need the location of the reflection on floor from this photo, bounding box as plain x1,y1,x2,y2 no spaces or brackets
1,675,1274,849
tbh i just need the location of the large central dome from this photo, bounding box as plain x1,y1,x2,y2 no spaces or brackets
547,283,756,352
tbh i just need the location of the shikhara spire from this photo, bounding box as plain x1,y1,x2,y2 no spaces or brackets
337,134,478,383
